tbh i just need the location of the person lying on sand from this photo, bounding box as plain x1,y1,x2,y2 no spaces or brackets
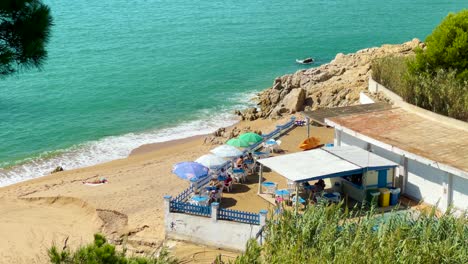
82,177,108,184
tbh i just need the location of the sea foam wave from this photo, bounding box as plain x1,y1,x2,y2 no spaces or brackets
0,96,257,187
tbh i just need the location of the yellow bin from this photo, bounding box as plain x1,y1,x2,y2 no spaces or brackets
378,188,390,207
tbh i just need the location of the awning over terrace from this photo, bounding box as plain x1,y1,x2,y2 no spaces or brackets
257,146,397,183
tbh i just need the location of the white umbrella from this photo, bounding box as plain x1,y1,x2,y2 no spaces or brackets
195,154,227,169
210,144,243,158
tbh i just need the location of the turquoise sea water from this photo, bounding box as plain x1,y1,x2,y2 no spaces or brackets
0,0,465,186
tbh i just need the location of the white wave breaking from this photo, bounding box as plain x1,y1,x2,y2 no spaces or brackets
0,105,251,187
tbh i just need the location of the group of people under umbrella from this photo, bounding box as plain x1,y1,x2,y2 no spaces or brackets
171,132,266,205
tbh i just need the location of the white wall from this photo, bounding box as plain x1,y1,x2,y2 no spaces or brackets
406,159,447,208
359,92,376,104
341,132,369,149
339,131,468,212
165,212,262,252
452,175,468,211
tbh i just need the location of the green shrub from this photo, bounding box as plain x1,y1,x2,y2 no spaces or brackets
371,10,468,121
234,204,468,264
409,9,468,81
48,234,177,264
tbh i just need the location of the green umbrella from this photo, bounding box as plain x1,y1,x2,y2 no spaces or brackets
239,132,263,144
226,138,250,148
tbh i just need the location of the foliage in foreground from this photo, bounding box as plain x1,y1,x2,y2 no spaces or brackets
234,203,468,264
0,0,53,77
48,234,177,264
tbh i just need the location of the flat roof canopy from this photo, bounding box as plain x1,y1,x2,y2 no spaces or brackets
302,103,392,126
326,108,468,178
257,146,397,183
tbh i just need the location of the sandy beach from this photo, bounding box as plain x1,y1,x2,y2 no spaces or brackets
0,116,316,263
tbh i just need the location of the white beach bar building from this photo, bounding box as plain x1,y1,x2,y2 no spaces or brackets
324,107,468,212
257,146,398,203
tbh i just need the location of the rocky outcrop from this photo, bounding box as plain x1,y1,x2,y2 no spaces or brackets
50,166,64,174
203,126,262,145
237,38,424,119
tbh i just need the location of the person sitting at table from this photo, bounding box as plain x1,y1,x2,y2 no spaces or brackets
209,185,223,202
245,153,254,162
215,180,224,189
224,173,232,185
219,168,227,177
314,179,326,192
244,153,255,173
209,189,217,202
209,177,219,186
236,155,244,168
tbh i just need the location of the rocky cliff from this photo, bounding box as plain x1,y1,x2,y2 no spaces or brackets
236,39,425,120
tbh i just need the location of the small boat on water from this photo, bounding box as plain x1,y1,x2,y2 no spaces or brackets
296,57,314,64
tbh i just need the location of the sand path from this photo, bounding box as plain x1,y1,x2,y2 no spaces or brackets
0,118,286,263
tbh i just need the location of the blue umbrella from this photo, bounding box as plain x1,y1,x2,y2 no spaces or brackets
172,162,209,182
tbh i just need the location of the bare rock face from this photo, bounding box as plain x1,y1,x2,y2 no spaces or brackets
51,166,64,174
203,126,262,146
271,88,305,117
213,127,226,137
235,107,259,121
237,39,422,119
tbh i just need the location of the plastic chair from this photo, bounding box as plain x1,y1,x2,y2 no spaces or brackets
287,180,296,193
273,140,282,153
223,180,232,192
214,188,223,202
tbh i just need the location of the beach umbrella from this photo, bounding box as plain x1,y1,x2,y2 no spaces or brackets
210,144,243,158
195,154,227,169
265,138,277,145
299,137,321,150
172,162,209,182
239,132,263,144
226,138,250,148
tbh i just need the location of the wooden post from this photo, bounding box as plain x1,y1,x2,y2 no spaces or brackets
258,164,263,194
306,117,310,139
294,183,299,215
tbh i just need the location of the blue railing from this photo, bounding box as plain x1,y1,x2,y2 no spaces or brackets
174,185,194,202
170,116,295,225
249,116,296,153
218,208,260,225
170,200,211,217
260,116,296,140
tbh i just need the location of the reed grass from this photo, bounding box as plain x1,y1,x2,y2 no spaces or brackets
234,203,468,264
371,56,468,121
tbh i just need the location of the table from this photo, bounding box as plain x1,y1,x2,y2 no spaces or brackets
232,168,246,182
191,195,209,206
263,140,279,153
217,175,227,181
205,186,217,192
262,181,277,194
275,189,290,196
253,151,269,159
292,196,306,204
244,160,255,172
304,185,316,192
321,192,341,203
275,189,291,203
